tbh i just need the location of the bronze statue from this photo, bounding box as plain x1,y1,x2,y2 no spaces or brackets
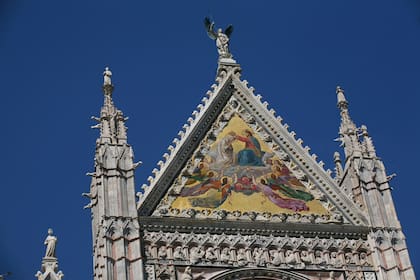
204,17,234,59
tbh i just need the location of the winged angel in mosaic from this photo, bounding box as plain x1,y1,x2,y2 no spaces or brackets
204,17,233,59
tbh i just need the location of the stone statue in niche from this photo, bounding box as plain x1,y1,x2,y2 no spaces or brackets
327,271,336,280
314,250,326,266
158,246,168,259
285,250,297,264
359,252,369,266
270,250,282,266
220,247,231,263
345,252,356,264
236,248,248,266
330,251,342,267
189,246,205,264
300,250,312,264
173,246,184,260
145,246,152,258
205,247,217,262
253,247,267,266
180,266,204,280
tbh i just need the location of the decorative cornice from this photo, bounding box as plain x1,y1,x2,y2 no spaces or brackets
139,216,369,239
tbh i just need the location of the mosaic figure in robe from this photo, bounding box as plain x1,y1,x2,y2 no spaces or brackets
255,177,309,212
182,175,233,208
209,131,236,168
266,161,314,201
232,130,264,166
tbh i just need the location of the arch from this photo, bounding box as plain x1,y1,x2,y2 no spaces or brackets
209,268,310,280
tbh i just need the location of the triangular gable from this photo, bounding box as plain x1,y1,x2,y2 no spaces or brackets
137,62,368,226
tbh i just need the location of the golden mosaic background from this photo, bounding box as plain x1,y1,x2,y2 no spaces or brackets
170,115,329,215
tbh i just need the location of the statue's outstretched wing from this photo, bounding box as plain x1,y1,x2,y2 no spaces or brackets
224,25,233,38
204,17,217,40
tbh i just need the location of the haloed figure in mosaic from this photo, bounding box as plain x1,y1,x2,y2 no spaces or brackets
233,130,264,166
211,131,236,167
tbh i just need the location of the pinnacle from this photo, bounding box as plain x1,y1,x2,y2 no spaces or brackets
336,85,348,108
91,67,128,144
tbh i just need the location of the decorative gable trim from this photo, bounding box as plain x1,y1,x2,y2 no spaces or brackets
138,62,368,227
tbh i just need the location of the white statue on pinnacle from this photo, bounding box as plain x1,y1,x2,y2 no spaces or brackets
103,67,112,86
44,228,57,258
204,17,234,60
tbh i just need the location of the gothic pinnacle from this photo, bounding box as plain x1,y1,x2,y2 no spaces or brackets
360,125,376,157
335,86,359,158
336,86,356,130
95,66,129,144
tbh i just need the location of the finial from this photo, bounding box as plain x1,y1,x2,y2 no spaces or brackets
103,67,112,86
333,151,341,162
44,228,57,258
360,125,368,136
336,86,348,108
204,17,236,63
360,124,376,157
333,151,343,178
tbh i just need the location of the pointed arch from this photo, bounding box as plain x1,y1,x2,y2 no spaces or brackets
209,268,310,280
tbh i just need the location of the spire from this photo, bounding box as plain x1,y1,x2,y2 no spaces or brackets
35,229,64,280
336,86,356,132
335,86,360,159
85,67,144,280
334,89,415,278
91,67,128,144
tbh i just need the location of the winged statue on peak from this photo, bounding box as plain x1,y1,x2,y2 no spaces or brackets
204,17,234,59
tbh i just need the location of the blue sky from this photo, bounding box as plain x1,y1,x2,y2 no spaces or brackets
1,1,419,279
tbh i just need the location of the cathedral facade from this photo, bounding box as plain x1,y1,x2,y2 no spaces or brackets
35,25,415,280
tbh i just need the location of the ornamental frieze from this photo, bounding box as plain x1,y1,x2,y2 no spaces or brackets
142,230,373,271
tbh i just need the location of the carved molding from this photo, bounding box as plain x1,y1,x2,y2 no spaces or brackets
142,230,373,272
139,217,369,239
